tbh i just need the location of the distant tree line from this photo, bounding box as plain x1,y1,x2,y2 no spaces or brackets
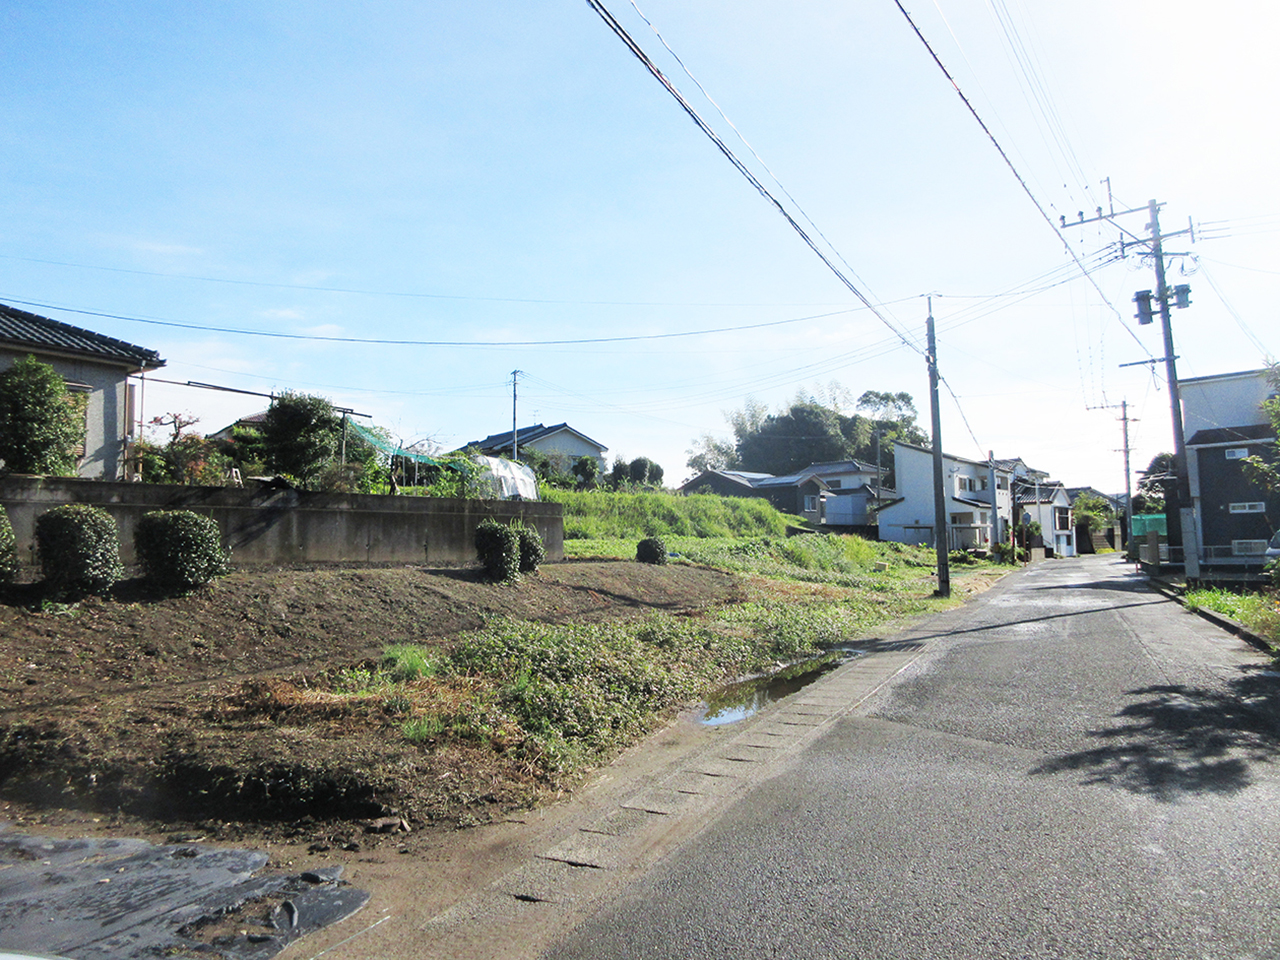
686,383,928,487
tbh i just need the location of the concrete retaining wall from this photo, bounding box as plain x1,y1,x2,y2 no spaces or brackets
0,476,563,568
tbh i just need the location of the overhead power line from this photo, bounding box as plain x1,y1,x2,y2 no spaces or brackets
0,253,845,309
584,0,923,356
0,296,863,347
890,0,1151,358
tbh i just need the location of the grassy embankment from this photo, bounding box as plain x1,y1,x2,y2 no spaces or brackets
1184,585,1280,651
297,489,1003,786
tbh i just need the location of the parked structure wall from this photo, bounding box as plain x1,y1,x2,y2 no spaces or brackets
0,476,563,568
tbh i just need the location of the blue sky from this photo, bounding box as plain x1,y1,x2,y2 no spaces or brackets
2,1,1275,490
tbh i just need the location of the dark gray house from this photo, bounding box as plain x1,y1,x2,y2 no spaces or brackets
1179,368,1278,578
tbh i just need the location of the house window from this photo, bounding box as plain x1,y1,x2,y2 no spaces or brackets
1054,507,1071,531
980,477,988,491
1228,502,1265,514
997,476,1008,490
1232,540,1268,556
828,479,841,489
803,495,818,512
957,476,974,493
66,383,90,461
1224,448,1248,460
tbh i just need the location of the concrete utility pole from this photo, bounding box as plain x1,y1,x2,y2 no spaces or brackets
511,369,522,461
927,301,950,598
988,451,999,551
1063,194,1197,575
1119,400,1136,548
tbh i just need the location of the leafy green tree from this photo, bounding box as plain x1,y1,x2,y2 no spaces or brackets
609,458,629,489
214,424,267,476
629,456,654,484
260,391,341,489
0,356,85,475
737,403,848,475
1242,363,1280,500
1133,452,1174,513
688,386,927,482
144,412,232,485
1072,492,1116,531
685,432,738,473
571,455,600,487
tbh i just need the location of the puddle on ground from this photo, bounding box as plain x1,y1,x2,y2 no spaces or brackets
697,649,862,726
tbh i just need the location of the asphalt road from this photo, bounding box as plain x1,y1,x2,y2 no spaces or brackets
541,556,1280,960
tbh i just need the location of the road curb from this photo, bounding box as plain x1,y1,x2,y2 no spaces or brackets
1146,576,1277,655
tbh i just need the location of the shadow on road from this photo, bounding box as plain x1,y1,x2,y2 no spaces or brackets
1032,665,1280,800
1026,577,1151,594
906,598,1161,644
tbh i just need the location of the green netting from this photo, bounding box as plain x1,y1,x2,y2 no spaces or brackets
1130,514,1167,537
346,420,452,466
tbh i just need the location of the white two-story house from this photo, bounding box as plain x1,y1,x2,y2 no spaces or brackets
876,441,1015,550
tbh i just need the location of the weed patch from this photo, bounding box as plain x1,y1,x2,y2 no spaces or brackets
1185,587,1280,649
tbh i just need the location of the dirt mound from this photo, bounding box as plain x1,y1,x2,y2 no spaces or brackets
0,560,743,840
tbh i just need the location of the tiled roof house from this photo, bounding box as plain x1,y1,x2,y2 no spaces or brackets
0,303,164,479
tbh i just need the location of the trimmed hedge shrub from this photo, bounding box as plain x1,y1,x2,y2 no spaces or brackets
515,524,545,574
0,507,19,583
135,510,231,590
475,518,520,583
36,503,123,596
636,536,668,565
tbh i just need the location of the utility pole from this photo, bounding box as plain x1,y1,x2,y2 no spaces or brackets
511,369,522,461
927,300,950,598
1119,400,1136,549
1063,194,1197,575
1087,398,1138,551
988,450,999,552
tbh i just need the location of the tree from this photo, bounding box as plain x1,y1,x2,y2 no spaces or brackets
687,386,927,484
736,403,848,475
571,455,599,488
1133,452,1174,513
146,412,230,485
685,433,738,473
0,356,85,475
259,391,341,489
609,458,629,488
628,456,654,484
1072,492,1116,531
1242,362,1280,499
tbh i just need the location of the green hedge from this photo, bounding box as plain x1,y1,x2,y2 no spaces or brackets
515,524,546,574
135,510,231,590
475,518,521,583
636,536,668,565
35,503,123,596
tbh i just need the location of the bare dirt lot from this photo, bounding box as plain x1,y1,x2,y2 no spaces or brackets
0,560,743,849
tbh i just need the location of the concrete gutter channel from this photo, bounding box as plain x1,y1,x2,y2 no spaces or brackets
413,640,928,960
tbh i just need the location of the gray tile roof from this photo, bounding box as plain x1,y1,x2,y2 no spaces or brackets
464,422,609,454
0,302,163,370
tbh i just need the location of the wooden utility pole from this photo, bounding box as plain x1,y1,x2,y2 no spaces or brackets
927,301,950,597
